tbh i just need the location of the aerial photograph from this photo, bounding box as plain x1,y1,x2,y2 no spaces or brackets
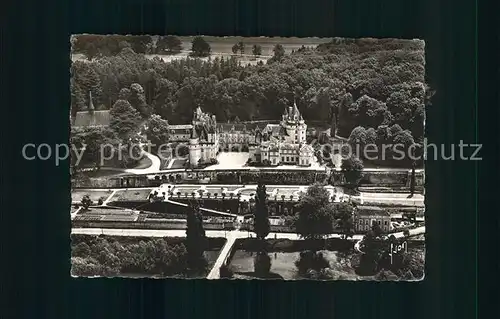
70,35,428,280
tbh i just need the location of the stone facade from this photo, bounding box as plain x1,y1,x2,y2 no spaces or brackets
166,103,315,167
354,206,392,233
248,102,314,167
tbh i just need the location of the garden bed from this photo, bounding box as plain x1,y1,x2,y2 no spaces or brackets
108,189,154,202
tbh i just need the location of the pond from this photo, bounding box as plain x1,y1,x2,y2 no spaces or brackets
229,250,357,280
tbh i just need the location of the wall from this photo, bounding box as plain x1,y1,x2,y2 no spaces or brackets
72,219,232,230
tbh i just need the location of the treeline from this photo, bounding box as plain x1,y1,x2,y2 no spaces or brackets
72,35,206,59
72,34,153,58
71,37,429,143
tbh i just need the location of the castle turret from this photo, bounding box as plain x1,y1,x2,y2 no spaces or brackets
189,126,201,167
292,100,300,120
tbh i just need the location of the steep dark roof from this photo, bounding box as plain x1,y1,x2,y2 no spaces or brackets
219,123,248,132
73,110,110,127
169,124,193,131
190,126,198,139
264,124,282,136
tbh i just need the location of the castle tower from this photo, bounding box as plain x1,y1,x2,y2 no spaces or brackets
281,100,307,144
189,126,201,167
294,100,307,144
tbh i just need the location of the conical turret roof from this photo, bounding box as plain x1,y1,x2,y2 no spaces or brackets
190,126,198,139
292,100,300,118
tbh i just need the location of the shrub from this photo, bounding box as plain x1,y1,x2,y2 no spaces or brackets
295,251,330,274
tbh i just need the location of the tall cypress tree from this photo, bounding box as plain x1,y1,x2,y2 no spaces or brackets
254,182,270,240
186,201,207,271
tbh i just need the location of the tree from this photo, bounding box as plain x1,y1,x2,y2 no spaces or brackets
334,202,355,239
118,87,131,100
254,252,271,277
71,126,118,168
272,44,285,61
295,184,336,240
252,44,262,58
146,115,170,151
186,201,207,271
236,42,245,55
348,126,367,152
128,83,151,117
341,156,364,189
156,35,183,54
254,182,270,240
231,43,239,55
409,160,416,196
81,195,93,210
356,230,383,275
109,99,141,141
84,42,99,60
71,61,103,108
371,223,384,237
190,36,211,57
126,35,153,54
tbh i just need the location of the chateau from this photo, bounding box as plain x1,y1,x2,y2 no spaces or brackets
248,103,314,167
167,103,315,168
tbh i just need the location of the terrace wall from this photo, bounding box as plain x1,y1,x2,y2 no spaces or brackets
72,219,234,230
73,169,424,189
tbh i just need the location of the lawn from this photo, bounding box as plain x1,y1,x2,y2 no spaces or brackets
72,189,114,203
109,189,154,202
207,152,249,170
170,158,187,169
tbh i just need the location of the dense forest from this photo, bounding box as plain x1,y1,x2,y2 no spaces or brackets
71,37,430,168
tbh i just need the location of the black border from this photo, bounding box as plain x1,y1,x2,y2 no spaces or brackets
1,0,484,318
